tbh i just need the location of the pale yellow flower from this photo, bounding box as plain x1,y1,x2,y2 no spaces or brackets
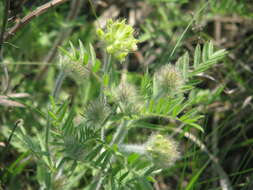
97,19,138,62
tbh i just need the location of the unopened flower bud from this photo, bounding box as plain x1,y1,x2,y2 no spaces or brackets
59,43,91,80
84,99,111,128
112,81,141,114
145,134,180,168
153,64,184,97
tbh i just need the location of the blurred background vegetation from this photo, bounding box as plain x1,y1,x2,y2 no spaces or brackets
1,0,253,189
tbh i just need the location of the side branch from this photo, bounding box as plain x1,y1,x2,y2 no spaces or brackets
3,0,69,41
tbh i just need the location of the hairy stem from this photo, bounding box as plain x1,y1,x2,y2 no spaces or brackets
100,53,112,141
118,144,146,154
94,120,129,190
52,70,66,99
110,120,129,145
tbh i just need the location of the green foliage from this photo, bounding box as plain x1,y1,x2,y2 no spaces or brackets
211,0,253,17
1,0,253,190
7,33,226,189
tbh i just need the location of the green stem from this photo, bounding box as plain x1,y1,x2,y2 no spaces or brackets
110,120,128,145
103,54,112,74
0,120,20,163
99,53,112,142
0,0,11,94
0,0,10,52
52,70,66,100
169,1,209,58
95,53,116,189
95,120,129,190
45,110,53,168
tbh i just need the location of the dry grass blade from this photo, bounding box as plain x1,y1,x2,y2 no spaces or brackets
0,99,24,107
0,93,30,98
0,93,29,107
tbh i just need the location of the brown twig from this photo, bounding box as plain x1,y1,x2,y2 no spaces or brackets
3,0,69,41
214,18,221,45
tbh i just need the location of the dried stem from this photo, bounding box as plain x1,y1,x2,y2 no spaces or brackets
3,0,69,41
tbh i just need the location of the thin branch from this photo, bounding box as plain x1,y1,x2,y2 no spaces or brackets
3,0,69,41
52,70,66,99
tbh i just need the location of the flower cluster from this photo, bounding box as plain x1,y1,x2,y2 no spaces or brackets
97,19,138,62
118,134,180,168
145,134,180,168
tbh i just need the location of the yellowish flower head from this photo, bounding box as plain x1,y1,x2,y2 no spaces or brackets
97,19,138,62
